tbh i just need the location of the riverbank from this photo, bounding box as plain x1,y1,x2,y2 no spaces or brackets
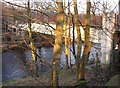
2,43,119,87
2,63,120,87
2,68,76,86
2,42,101,84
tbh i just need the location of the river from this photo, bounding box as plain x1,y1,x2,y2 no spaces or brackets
2,49,26,82
2,43,101,82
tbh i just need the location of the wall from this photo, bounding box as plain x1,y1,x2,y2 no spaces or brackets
100,12,115,64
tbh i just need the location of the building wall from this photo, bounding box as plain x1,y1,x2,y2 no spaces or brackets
100,12,115,64
20,22,101,44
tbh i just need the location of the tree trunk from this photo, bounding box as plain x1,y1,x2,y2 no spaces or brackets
27,0,38,76
73,0,82,81
71,14,76,59
68,1,71,68
78,0,91,80
51,1,64,87
84,0,91,64
63,1,69,69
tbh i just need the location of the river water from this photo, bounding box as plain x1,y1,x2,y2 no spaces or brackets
2,49,26,82
2,43,101,82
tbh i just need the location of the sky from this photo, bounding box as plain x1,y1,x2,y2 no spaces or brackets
3,0,119,14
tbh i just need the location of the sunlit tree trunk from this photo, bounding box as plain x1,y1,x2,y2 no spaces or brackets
27,0,37,76
79,0,91,80
51,1,64,87
63,1,69,69
84,0,91,65
73,0,82,81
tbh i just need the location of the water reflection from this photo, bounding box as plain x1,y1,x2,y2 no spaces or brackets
37,43,101,67
2,50,26,82
2,43,101,82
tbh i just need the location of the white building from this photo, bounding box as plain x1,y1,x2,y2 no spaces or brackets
100,12,115,64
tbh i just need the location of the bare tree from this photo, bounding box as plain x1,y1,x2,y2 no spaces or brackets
51,1,64,87
73,0,82,81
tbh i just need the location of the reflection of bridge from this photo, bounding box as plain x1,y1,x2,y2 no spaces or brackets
32,32,54,47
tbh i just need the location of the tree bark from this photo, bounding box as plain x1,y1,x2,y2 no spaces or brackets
51,1,64,87
63,1,69,69
27,0,38,76
71,14,76,60
73,0,82,81
68,1,71,68
78,0,91,80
